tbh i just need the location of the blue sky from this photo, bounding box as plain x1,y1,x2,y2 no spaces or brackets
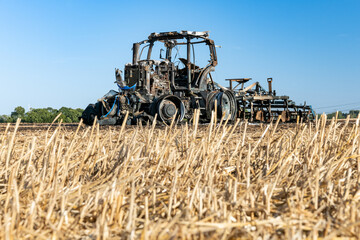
0,0,359,114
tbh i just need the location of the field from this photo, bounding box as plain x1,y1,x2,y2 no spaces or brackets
1,115,360,239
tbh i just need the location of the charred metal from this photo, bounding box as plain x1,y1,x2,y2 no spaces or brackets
81,31,315,125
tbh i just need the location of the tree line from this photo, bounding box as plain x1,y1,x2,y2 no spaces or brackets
323,110,360,119
0,106,84,123
1,106,359,123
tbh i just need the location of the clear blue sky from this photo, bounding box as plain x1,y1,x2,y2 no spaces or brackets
0,0,359,114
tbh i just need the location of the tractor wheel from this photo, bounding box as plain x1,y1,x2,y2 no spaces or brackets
207,90,237,121
81,102,102,125
154,95,185,124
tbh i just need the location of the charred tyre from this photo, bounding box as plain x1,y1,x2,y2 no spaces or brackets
81,102,102,125
154,95,185,124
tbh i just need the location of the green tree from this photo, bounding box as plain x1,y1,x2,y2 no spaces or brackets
10,106,26,121
24,108,58,123
0,115,11,123
58,107,82,123
349,110,359,118
326,111,346,119
2,106,83,123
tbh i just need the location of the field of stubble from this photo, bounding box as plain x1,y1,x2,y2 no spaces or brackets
0,115,360,239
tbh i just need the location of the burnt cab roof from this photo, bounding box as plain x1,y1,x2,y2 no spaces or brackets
148,31,210,41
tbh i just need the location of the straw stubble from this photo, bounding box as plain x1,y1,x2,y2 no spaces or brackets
0,114,360,239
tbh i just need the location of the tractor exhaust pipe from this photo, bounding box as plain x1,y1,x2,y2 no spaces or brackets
267,78,273,93
132,43,140,65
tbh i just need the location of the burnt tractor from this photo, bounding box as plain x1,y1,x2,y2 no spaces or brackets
81,31,314,125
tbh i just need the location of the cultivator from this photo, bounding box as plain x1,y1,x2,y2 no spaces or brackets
228,78,314,123
81,31,314,126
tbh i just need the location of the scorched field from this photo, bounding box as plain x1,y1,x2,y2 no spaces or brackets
0,115,360,239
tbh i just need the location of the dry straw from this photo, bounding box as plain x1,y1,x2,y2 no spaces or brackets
0,113,360,239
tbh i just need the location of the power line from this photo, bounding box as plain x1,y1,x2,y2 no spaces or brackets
316,107,360,114
332,107,360,112
314,101,360,110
